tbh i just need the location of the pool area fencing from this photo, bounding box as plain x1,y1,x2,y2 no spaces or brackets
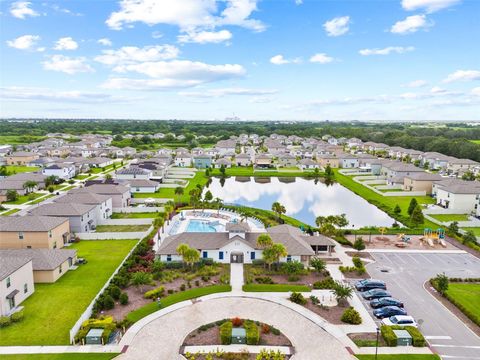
113,206,165,213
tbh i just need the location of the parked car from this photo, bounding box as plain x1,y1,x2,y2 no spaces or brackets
373,306,407,319
362,289,391,300
381,315,418,327
355,279,387,292
370,297,404,309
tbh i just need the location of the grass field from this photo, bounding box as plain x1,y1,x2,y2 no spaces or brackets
4,192,43,205
74,174,90,180
209,166,319,178
28,194,54,204
355,356,440,360
0,135,46,144
461,227,480,236
3,165,40,174
95,224,151,232
126,284,231,323
0,239,137,345
469,140,480,144
0,354,119,360
0,208,20,216
242,284,311,292
446,282,480,322
111,212,161,219
430,214,470,222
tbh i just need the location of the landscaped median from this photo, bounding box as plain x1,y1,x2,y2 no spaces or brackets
126,284,232,323
242,284,311,292
355,355,440,360
0,354,119,360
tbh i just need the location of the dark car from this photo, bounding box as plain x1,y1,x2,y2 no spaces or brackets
355,279,387,292
370,297,404,309
362,289,391,300
373,306,407,319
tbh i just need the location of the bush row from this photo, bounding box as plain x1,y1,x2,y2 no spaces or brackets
219,320,232,345
244,320,260,345
381,325,426,347
0,309,24,328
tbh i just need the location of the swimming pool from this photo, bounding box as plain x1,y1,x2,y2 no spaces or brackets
186,219,217,232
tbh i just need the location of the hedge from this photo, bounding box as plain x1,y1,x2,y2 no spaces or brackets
75,316,116,344
144,286,165,299
244,320,260,345
313,277,336,289
220,321,232,345
380,325,397,347
391,326,426,347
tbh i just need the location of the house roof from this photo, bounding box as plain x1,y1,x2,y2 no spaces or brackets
70,184,130,195
0,215,68,232
29,203,96,217
116,167,151,175
404,172,443,181
126,179,159,187
225,221,251,232
0,249,77,271
54,192,111,205
0,254,32,281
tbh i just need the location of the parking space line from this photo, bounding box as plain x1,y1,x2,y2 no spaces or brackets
407,254,421,264
419,254,435,265
425,335,452,340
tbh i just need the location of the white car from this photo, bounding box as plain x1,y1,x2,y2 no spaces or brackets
381,315,417,327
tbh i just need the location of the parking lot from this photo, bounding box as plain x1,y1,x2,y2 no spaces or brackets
363,252,480,359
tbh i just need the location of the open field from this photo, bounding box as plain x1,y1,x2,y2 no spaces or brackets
95,224,151,232
0,240,137,345
4,193,43,205
461,227,480,236
3,165,40,174
446,282,480,323
430,214,470,222
0,135,46,144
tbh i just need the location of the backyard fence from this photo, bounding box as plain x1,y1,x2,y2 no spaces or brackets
112,207,165,213
76,225,153,240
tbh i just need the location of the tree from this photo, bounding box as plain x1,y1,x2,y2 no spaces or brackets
271,201,286,221
319,223,337,237
22,180,37,194
310,257,326,273
462,171,475,181
204,190,213,202
6,190,18,202
262,243,288,270
256,233,273,249
104,173,113,181
448,221,459,236
131,272,152,293
410,205,424,227
408,198,418,216
331,281,353,306
174,186,184,205
183,247,200,269
219,165,226,176
393,204,401,215
463,230,477,244
435,273,449,295
0,165,8,176
45,175,58,187
353,237,366,251
48,186,55,193
176,243,190,257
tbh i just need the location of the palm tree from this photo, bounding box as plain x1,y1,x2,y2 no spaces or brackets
256,233,273,249
22,180,37,194
213,197,223,214
45,175,57,187
331,281,353,306
262,243,287,270
131,272,152,293
271,202,286,222
183,247,200,269
174,186,184,206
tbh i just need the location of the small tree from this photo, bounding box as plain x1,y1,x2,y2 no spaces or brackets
105,173,113,181
183,247,200,269
204,190,213,202
131,272,152,293
463,230,477,244
353,237,366,251
310,257,326,273
448,221,459,236
410,205,424,227
408,198,418,216
22,180,37,194
393,204,401,215
48,186,55,193
6,190,18,202
256,233,273,249
435,273,449,295
262,243,288,270
331,281,353,306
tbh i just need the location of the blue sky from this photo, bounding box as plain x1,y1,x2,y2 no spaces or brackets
1,0,479,121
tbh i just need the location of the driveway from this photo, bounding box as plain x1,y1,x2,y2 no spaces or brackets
366,252,480,360
117,297,355,360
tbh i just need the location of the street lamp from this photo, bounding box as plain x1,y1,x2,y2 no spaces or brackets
375,327,380,360
353,224,356,242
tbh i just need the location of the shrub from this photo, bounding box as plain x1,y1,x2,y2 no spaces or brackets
199,258,214,266
109,285,121,300
255,276,274,284
244,320,260,345
252,259,265,266
310,257,326,272
10,309,24,322
289,292,307,305
397,326,426,347
119,292,129,305
310,295,320,305
103,294,115,310
270,326,281,335
281,261,304,275
352,256,363,268
340,307,362,324
313,277,336,289
232,317,243,327
261,323,270,334
220,321,233,345
0,316,11,328
353,237,366,251
167,289,174,294
180,284,186,291
381,325,397,347
144,286,165,299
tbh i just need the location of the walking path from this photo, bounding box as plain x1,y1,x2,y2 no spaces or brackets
230,263,244,292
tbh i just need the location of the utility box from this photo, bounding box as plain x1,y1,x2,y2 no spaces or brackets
85,328,104,345
393,329,412,346
231,327,246,344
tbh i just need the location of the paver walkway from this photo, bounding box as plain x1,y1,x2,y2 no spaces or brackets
230,263,244,292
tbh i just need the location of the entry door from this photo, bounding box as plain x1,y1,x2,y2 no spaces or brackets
230,253,244,263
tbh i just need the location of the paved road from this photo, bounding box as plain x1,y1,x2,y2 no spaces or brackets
366,252,480,360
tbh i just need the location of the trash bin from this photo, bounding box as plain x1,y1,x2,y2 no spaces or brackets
393,330,412,346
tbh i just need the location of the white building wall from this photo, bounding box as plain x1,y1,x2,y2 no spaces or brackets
0,261,34,316
436,189,478,212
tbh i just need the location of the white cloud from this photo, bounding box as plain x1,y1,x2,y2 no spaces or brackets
404,79,428,88
95,45,180,67
472,87,480,96
10,1,39,19
152,31,163,39
43,55,94,74
270,54,301,65
106,0,265,33
178,30,232,44
1,86,131,104
98,38,113,46
295,0,303,4
323,16,350,37
49,4,82,16
309,53,334,64
179,87,278,97
359,46,415,56
443,70,480,83
6,34,40,50
391,14,433,34
53,37,79,51
401,0,461,13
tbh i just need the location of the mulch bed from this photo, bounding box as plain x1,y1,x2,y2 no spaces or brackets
425,283,480,337
348,332,387,347
187,354,291,360
345,251,374,261
341,271,371,279
303,299,347,324
246,266,328,287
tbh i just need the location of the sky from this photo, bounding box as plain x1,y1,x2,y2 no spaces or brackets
0,0,479,121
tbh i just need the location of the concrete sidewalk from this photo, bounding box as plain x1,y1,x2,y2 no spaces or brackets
230,263,244,292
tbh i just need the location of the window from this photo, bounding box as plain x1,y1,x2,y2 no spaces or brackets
18,232,24,240
48,230,52,238
250,252,255,260
202,251,208,259
53,242,57,249
24,283,28,294
166,254,172,262
6,277,11,288
286,255,292,262
219,251,224,260
59,264,62,274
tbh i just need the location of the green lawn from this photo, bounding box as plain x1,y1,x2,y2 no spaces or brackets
430,214,469,222
0,354,119,360
208,166,319,178
4,165,40,174
28,194,54,204
461,227,480,236
0,208,20,216
95,224,151,232
355,356,440,360
0,135,46,144
446,283,480,322
111,212,162,219
334,169,436,228
0,240,137,345
4,193,43,205
74,174,90,180
126,285,231,323
242,284,311,292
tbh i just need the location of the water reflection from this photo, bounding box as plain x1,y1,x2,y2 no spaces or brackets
205,177,395,228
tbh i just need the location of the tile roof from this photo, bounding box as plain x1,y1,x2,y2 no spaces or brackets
0,249,77,271
0,215,68,232
0,254,31,281
29,203,96,216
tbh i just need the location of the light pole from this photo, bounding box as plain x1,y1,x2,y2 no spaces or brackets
375,327,380,360
353,224,356,243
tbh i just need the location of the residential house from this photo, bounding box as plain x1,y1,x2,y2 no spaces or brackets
0,216,70,249
277,154,297,168
125,179,160,193
235,153,251,167
29,203,97,233
381,162,424,180
435,180,480,212
339,154,359,169
215,158,232,168
175,152,192,167
447,158,479,175
70,184,131,208
299,159,320,170
420,152,451,170
42,163,76,180
0,254,34,316
254,154,274,168
6,152,39,166
317,154,339,168
115,167,152,180
215,140,236,156
193,155,213,169
54,192,113,222
403,172,443,194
